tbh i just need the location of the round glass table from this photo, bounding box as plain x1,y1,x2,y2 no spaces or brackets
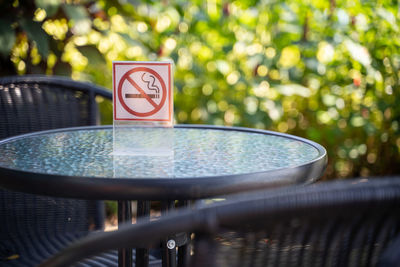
0,125,326,200
0,124,327,267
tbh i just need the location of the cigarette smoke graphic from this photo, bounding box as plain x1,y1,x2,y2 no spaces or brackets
141,73,160,98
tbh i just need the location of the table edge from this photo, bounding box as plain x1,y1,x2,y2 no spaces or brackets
0,124,328,200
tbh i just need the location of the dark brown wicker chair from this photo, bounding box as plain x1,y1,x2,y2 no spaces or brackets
0,75,115,266
0,75,112,139
38,176,400,267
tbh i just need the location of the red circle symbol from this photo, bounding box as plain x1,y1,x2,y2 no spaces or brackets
118,67,167,117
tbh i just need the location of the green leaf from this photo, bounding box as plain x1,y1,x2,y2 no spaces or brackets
275,84,311,97
0,19,15,58
63,4,91,35
53,61,72,76
77,45,105,65
376,8,399,31
63,4,89,22
35,0,61,17
119,33,141,46
19,19,49,58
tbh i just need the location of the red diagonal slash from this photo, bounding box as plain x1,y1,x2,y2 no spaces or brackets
126,75,158,108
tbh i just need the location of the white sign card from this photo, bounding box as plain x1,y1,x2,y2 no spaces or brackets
112,61,174,156
113,61,173,125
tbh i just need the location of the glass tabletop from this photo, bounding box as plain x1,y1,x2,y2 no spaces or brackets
0,125,324,179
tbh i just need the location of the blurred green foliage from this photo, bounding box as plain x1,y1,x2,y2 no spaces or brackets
1,0,399,180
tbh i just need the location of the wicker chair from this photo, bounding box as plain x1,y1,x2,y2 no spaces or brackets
38,176,400,267
0,75,117,266
0,75,112,138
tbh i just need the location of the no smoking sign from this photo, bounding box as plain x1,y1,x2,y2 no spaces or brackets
113,61,173,125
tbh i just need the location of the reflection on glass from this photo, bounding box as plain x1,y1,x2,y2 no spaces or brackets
113,154,174,178
113,127,174,156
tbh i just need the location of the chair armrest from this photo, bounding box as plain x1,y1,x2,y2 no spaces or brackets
38,209,201,267
378,234,400,267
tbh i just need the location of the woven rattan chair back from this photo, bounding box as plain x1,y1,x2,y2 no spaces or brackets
37,177,400,267
0,75,111,138
190,177,400,267
0,75,112,266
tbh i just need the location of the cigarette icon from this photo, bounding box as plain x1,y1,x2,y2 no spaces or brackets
126,73,160,99
125,93,159,99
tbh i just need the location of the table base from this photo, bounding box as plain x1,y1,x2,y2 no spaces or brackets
118,201,132,267
117,200,190,267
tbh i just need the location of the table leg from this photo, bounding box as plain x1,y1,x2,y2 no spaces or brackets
118,200,132,267
162,200,176,267
177,245,190,267
177,200,190,267
136,201,151,267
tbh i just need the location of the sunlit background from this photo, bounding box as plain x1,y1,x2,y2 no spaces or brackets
0,0,399,180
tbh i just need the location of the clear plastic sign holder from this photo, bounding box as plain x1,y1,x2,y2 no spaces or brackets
112,61,174,177
113,122,173,156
